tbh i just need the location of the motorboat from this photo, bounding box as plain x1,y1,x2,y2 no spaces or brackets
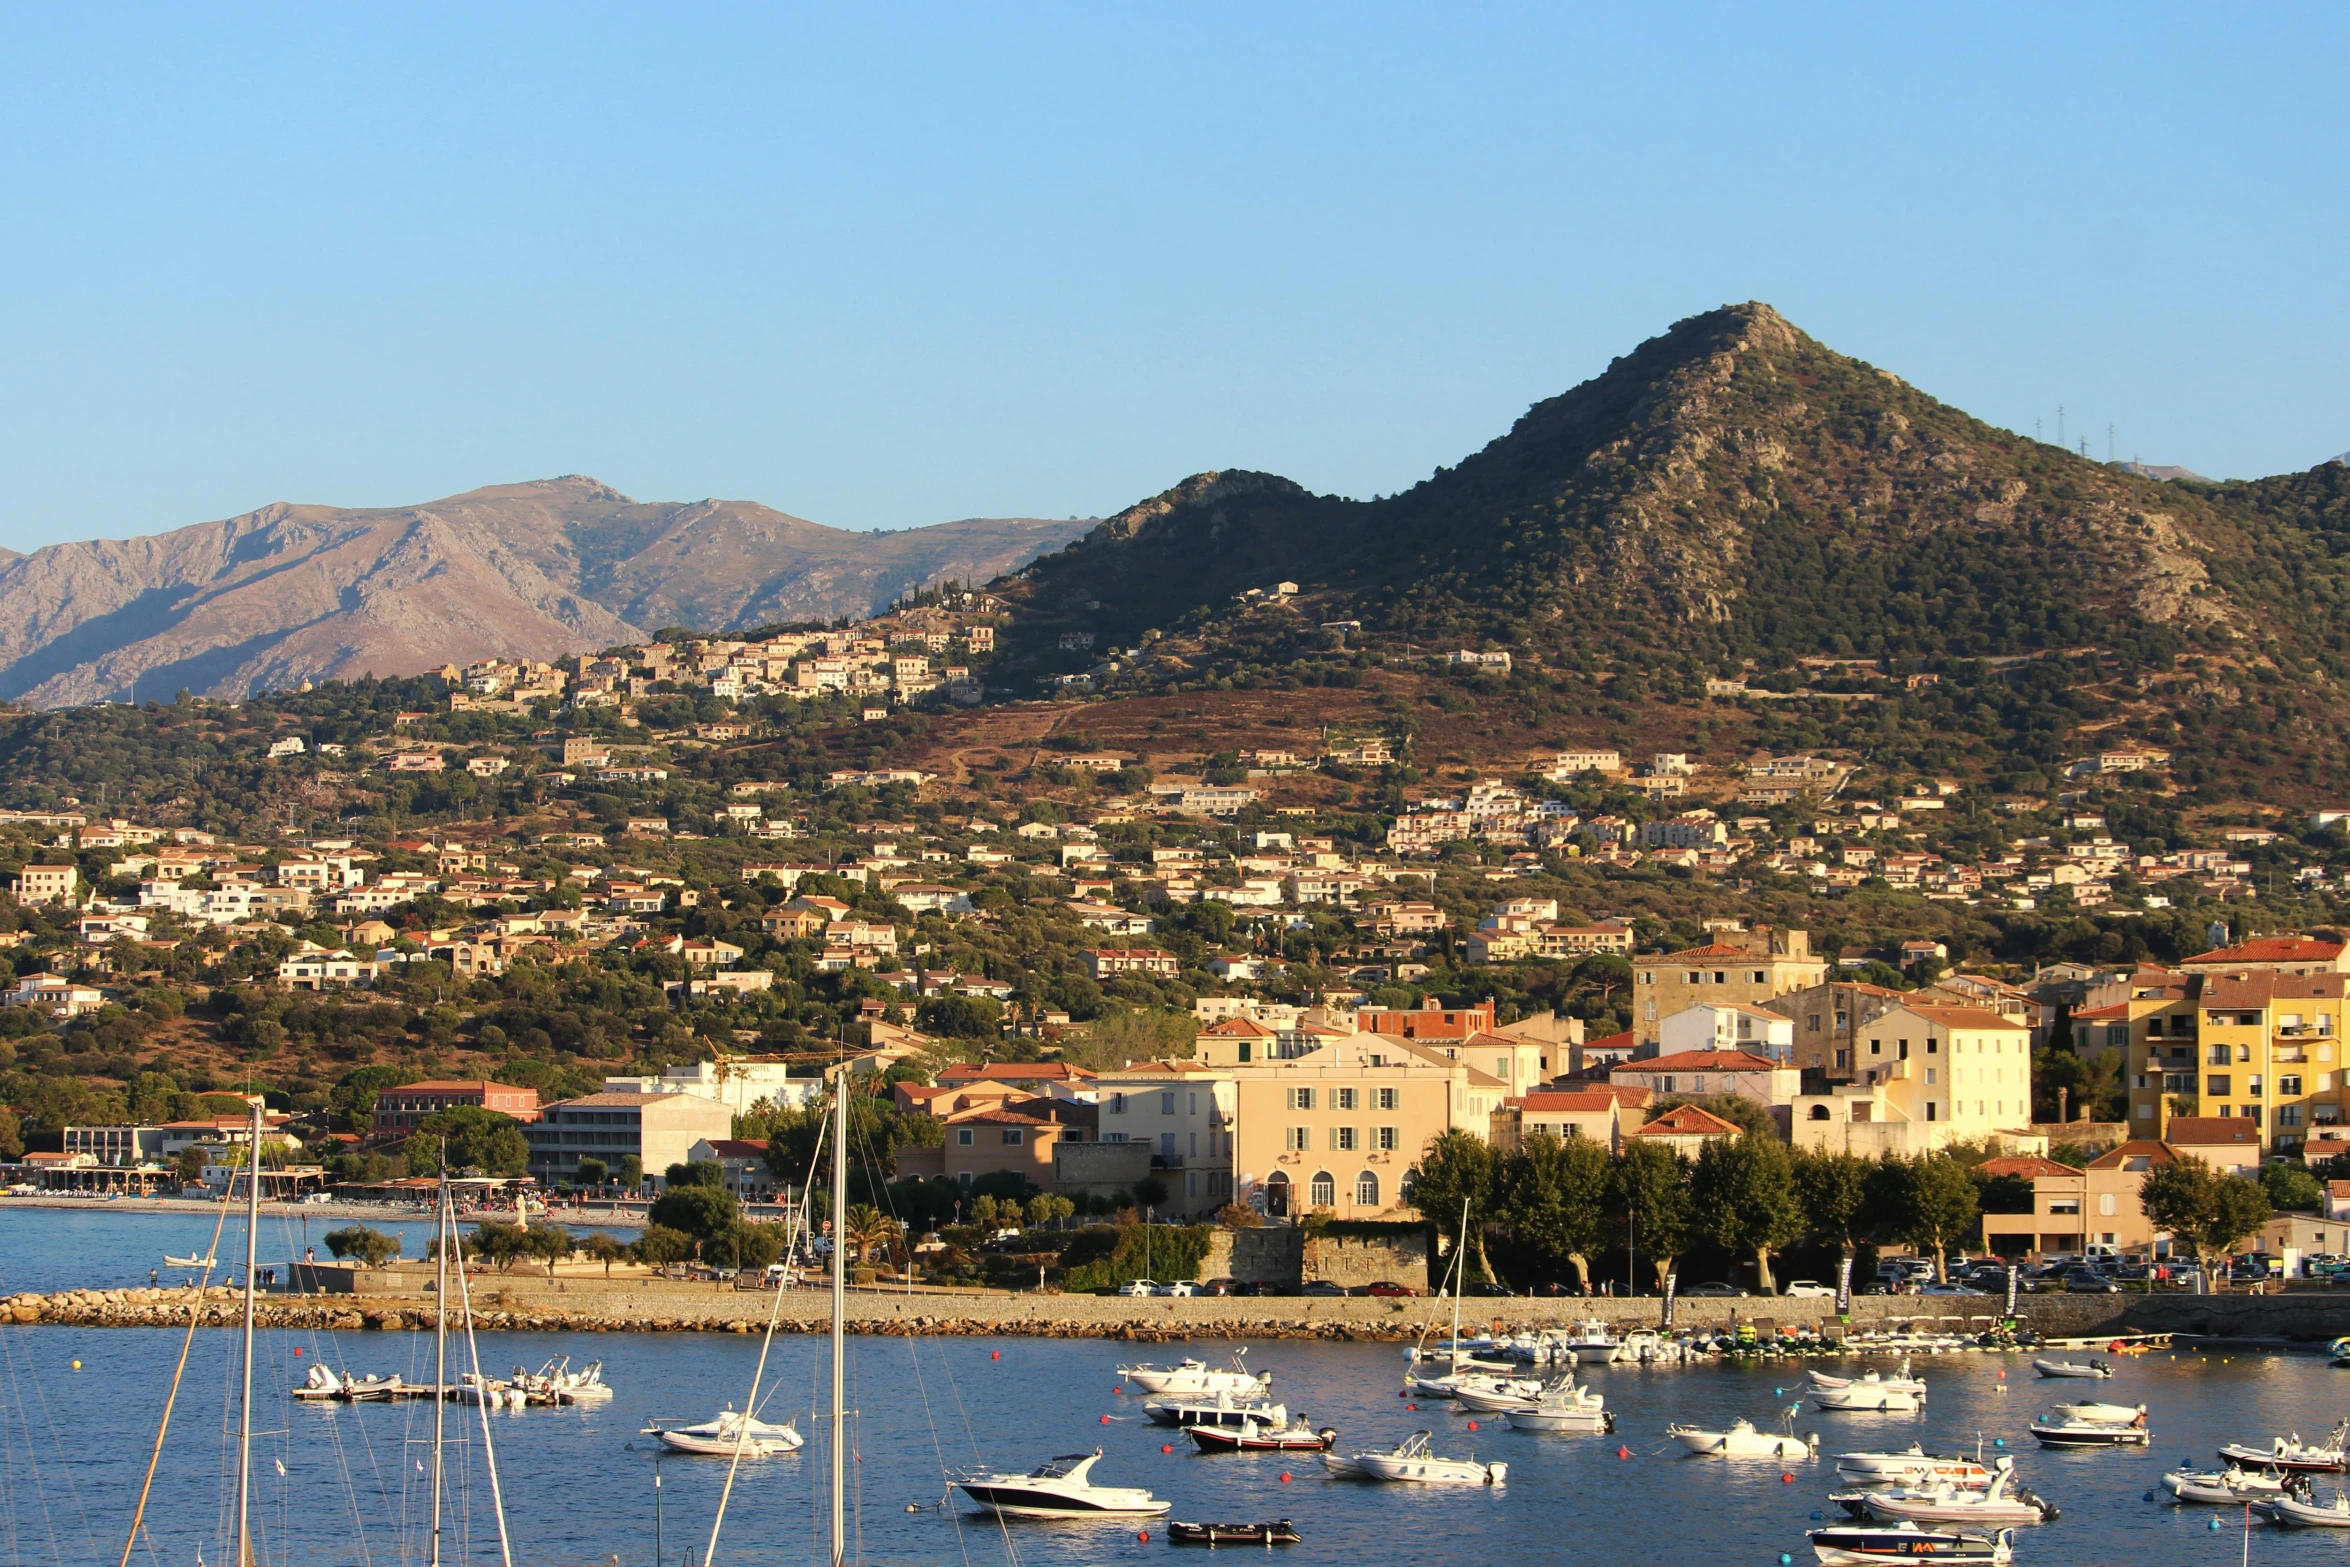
2218,1420,2350,1473
1834,1458,2057,1526
1188,1417,1335,1454
1670,1413,1816,1459
1811,1384,1921,1414
955,1450,1170,1519
647,1409,805,1457
1503,1379,1615,1434
1832,1446,1994,1488
2031,1357,2111,1379
294,1364,348,1401
1615,1329,1686,1365
1807,1522,2014,1565
1168,1521,1301,1546
2256,1484,2350,1528
1117,1352,1269,1398
162,1253,217,1269
1348,1430,1506,1485
1451,1377,1554,1413
2031,1404,2148,1448
1557,1319,1622,1365
512,1357,614,1405
454,1372,527,1410
1145,1392,1287,1430
2048,1400,2141,1426
2330,1335,2350,1368
2162,1466,2286,1504
1807,1364,1928,1397
1408,1368,1542,1401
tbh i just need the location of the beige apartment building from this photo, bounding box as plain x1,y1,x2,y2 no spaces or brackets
1227,1031,1505,1220
1978,1145,2171,1257
1633,927,1827,1046
1790,1002,2034,1157
1767,979,1909,1082
523,1091,733,1188
1094,1060,1236,1218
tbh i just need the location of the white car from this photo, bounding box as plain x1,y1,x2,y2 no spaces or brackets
1782,1280,1835,1298
1114,1278,1159,1297
1154,1281,1197,1297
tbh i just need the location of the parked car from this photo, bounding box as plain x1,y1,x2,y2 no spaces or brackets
1683,1282,1745,1298
1300,1280,1347,1297
2062,1268,2119,1294
1363,1280,1419,1298
1781,1280,1835,1299
1197,1278,1238,1296
1155,1281,1197,1297
1917,1282,1985,1296
1114,1278,1160,1297
1463,1281,1514,1297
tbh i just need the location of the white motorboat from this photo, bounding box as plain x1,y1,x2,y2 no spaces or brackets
512,1356,614,1405
1807,1522,2014,1565
2218,1419,2350,1473
293,1364,346,1401
1348,1431,1506,1486
1811,1384,1922,1414
647,1408,805,1457
1614,1329,1686,1365
2048,1400,2140,1426
162,1253,217,1269
1670,1413,1816,1459
454,1372,527,1410
1117,1352,1268,1398
2031,1357,2111,1379
2162,1466,2285,1504
1502,1378,1614,1434
1807,1364,1927,1397
1834,1457,2056,1526
2257,1486,2350,1528
1832,1446,1994,1488
955,1450,1170,1519
1145,1393,1288,1431
1187,1416,1335,1454
1557,1319,1621,1365
2030,1404,2149,1448
1407,1367,1541,1401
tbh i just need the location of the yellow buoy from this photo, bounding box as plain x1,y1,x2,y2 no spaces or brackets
70,1360,81,1370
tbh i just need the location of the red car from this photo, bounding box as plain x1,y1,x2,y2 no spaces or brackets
1363,1281,1419,1298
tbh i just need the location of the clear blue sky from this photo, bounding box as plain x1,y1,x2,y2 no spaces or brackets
1,4,2343,550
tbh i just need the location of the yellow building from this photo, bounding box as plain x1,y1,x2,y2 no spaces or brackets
1791,1002,2035,1157
1227,1032,1505,1220
2171,972,2346,1154
1632,927,1827,1046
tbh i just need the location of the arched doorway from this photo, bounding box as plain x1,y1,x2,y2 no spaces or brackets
1264,1172,1291,1218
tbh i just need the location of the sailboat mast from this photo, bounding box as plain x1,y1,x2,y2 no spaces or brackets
431,1163,450,1567
1452,1198,1466,1352
830,1075,848,1567
235,1098,262,1567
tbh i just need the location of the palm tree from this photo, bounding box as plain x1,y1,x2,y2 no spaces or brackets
844,1202,901,1269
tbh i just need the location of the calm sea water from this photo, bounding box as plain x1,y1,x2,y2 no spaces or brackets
0,1207,639,1296
0,1210,2338,1567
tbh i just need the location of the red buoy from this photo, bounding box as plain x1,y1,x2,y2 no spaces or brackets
1617,1446,1632,1459
1161,1443,1173,1453
1280,1472,1292,1483
292,1348,302,1356
1137,1532,1149,1543
990,1350,1001,1361
1781,1472,1794,1483
1100,1414,1112,1424
1467,1421,1479,1431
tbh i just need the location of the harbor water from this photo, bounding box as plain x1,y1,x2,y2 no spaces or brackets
0,1208,2338,1566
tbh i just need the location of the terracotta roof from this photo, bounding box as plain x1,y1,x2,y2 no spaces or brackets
1977,1154,2084,1179
1892,1001,2030,1031
940,1061,1095,1081
1199,1017,1277,1037
387,1079,515,1093
1583,1030,1637,1053
1612,1049,1787,1075
2160,1118,2260,1147
2087,1139,2181,1170
702,1139,769,1158
1513,1091,1626,1112
2070,1003,2133,1021
1629,1103,1742,1138
1651,943,1758,961
2185,936,2346,966
2327,1180,2350,1199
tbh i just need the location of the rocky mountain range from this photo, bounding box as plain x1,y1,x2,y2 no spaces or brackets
0,479,1090,707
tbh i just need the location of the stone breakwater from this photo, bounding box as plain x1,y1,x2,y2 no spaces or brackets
13,1284,2347,1345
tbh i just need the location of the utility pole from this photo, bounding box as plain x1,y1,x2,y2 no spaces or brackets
2058,406,2066,447
2108,423,2116,463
